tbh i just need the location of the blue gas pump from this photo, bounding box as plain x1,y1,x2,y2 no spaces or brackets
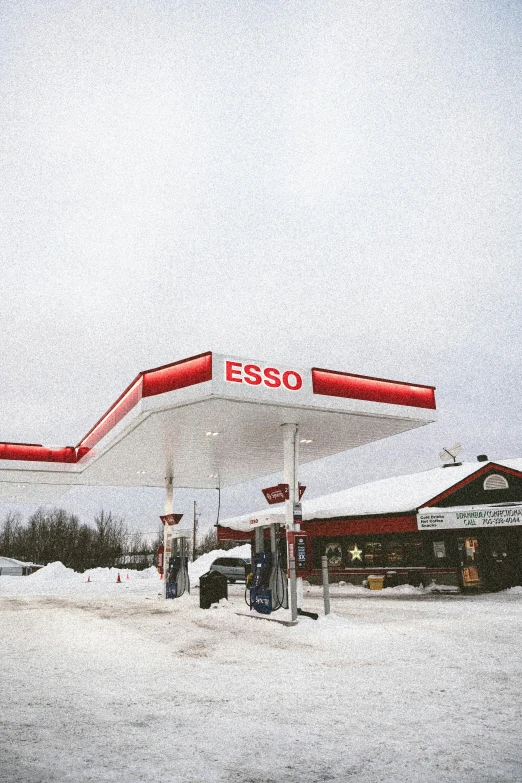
249,552,273,614
166,554,189,599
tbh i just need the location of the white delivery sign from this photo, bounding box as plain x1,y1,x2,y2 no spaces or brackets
418,504,522,531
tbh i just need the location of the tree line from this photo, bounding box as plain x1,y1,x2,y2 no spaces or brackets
0,509,159,572
0,507,241,572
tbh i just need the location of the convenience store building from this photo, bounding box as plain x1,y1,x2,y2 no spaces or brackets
218,458,522,592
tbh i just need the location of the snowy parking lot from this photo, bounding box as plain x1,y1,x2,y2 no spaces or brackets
1,556,522,783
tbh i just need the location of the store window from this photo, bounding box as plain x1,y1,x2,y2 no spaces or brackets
364,541,384,567
324,541,343,568
345,541,364,566
404,538,425,566
385,540,404,566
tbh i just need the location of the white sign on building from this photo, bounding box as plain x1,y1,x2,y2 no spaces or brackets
417,504,522,531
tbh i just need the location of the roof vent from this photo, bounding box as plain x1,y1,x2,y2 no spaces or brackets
477,454,488,462
484,474,509,491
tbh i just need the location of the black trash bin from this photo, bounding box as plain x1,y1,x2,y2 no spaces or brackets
385,571,399,588
407,570,424,588
199,570,228,609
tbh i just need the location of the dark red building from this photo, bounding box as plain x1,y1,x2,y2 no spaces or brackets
218,458,522,591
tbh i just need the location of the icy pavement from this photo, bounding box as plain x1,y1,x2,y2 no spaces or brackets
1,558,522,783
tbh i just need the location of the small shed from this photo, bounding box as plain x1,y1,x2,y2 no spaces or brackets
0,557,43,576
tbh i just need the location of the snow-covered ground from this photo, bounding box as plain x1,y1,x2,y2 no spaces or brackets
1,548,522,783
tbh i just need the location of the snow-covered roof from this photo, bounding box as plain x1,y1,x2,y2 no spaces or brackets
305,459,522,519
0,556,42,568
220,459,522,531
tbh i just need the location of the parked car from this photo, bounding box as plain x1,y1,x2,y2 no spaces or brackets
209,556,251,583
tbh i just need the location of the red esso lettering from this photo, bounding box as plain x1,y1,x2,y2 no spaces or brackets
243,364,262,385
225,361,242,383
262,367,280,388
225,361,302,391
282,370,302,391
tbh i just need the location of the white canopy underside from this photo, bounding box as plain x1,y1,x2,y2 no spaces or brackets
0,363,436,504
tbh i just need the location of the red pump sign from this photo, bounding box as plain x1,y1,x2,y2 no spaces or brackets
262,483,306,505
160,514,183,525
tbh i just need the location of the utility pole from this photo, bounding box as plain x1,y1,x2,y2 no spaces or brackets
192,500,199,560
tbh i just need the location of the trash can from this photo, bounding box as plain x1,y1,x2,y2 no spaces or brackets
407,570,424,588
199,570,228,609
367,575,385,591
385,571,398,588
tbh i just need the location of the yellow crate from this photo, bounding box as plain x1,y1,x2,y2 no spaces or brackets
367,576,385,590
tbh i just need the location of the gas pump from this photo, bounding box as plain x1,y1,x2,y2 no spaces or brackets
249,552,273,614
165,531,190,599
165,555,188,598
248,525,288,615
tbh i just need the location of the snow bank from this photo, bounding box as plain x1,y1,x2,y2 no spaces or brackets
311,580,460,596
29,561,79,581
1,548,253,595
83,565,159,581
504,585,522,595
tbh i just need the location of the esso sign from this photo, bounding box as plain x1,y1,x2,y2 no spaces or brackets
225,360,303,391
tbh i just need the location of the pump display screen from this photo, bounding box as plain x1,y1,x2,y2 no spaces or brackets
295,534,310,575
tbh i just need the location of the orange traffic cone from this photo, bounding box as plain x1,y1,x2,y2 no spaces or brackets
116,572,121,583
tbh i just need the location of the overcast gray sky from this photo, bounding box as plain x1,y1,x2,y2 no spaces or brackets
1,0,521,535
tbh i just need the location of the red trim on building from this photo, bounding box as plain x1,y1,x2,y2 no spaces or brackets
312,368,436,410
301,515,418,536
142,352,212,397
217,514,418,541
423,463,522,507
217,527,255,542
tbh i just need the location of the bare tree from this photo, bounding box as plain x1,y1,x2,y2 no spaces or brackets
0,507,131,572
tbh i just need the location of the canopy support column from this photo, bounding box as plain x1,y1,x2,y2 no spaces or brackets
283,423,299,622
254,526,264,556
162,474,173,599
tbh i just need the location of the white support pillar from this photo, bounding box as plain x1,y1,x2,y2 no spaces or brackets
162,474,173,600
165,475,173,515
283,423,299,622
269,524,277,556
254,526,264,556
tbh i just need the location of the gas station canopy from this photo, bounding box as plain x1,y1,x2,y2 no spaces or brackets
0,352,436,502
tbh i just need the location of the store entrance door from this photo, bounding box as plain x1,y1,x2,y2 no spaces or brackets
457,536,483,589
481,533,520,592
